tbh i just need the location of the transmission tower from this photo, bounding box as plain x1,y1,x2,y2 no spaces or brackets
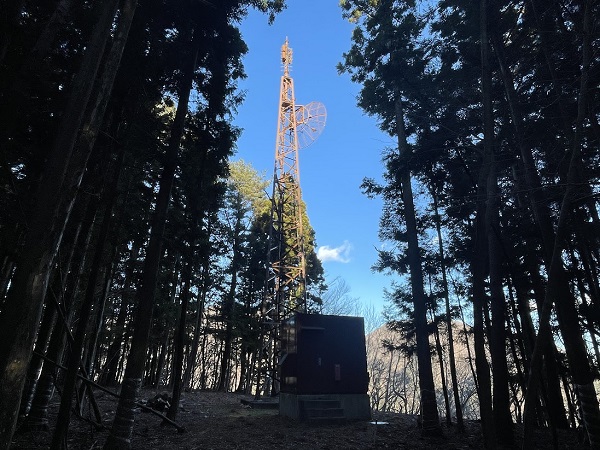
258,39,325,396
265,38,326,326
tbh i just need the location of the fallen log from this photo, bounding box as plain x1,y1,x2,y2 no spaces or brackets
32,352,186,433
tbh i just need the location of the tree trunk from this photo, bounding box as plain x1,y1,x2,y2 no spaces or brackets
430,309,451,425
456,295,479,393
568,244,600,367
517,249,570,429
522,1,600,446
51,155,126,448
153,334,170,388
473,0,497,446
20,194,97,430
200,321,209,390
19,232,85,418
431,184,464,430
104,26,199,449
19,303,57,418
78,256,115,413
394,97,441,435
19,219,86,416
236,345,249,393
487,0,600,443
505,303,527,403
471,204,496,449
166,267,191,421
101,240,141,386
0,0,120,445
0,256,15,300
218,201,243,392
486,153,513,443
50,5,137,446
183,259,208,390
573,238,600,327
153,258,181,388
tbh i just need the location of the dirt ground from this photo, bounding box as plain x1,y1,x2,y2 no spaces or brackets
12,389,587,449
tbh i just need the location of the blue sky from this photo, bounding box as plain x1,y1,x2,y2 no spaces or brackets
233,1,396,315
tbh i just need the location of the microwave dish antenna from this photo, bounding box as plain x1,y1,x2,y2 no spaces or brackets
295,101,326,149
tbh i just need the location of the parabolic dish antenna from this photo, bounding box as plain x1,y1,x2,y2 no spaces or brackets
295,101,326,149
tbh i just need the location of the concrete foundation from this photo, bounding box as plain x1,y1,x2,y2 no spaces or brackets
279,393,371,421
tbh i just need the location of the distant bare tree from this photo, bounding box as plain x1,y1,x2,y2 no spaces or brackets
320,277,361,316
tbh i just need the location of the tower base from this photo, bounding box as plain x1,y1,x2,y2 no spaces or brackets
279,393,371,421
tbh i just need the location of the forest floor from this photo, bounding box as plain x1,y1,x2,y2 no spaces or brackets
12,389,587,449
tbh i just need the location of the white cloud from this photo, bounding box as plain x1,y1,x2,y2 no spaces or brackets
317,241,353,263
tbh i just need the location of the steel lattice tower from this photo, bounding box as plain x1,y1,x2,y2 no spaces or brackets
266,38,326,321
257,39,325,396
266,38,307,323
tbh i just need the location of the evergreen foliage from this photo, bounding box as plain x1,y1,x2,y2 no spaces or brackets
340,0,600,445
0,0,599,448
